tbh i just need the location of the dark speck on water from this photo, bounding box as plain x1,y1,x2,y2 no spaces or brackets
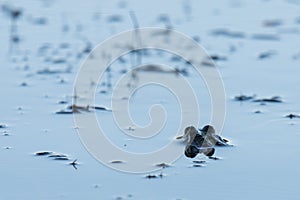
155,163,171,168
20,82,28,87
251,33,280,41
258,50,277,60
234,94,255,101
2,132,10,136
59,43,70,49
51,58,67,64
170,55,182,62
0,124,7,128
285,114,300,119
107,14,123,23
296,17,300,24
35,151,52,156
292,52,300,60
201,60,215,67
1,4,22,20
210,28,246,38
209,156,220,160
210,54,227,61
110,160,124,164
262,19,283,27
31,17,48,25
58,100,68,104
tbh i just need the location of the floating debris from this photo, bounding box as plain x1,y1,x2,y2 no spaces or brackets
192,35,200,43
192,160,206,164
285,114,300,119
262,19,283,27
107,14,123,23
125,126,135,131
2,132,10,136
67,104,90,112
59,43,70,49
201,60,215,67
110,160,125,164
234,94,255,101
258,50,277,59
19,82,28,87
210,28,246,39
90,105,111,111
145,173,164,179
69,159,79,170
93,184,101,189
170,55,182,62
35,151,75,166
48,154,68,158
135,64,180,74
209,156,220,160
234,94,283,103
58,100,68,104
35,151,52,156
56,104,91,114
251,34,280,41
0,124,7,129
51,58,67,64
37,67,70,75
1,4,22,20
55,110,74,114
54,157,69,161
155,163,171,168
210,54,227,61
192,164,203,168
157,14,173,29
253,96,283,103
30,17,48,25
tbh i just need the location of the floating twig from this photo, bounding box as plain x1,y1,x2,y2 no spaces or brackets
69,159,78,170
